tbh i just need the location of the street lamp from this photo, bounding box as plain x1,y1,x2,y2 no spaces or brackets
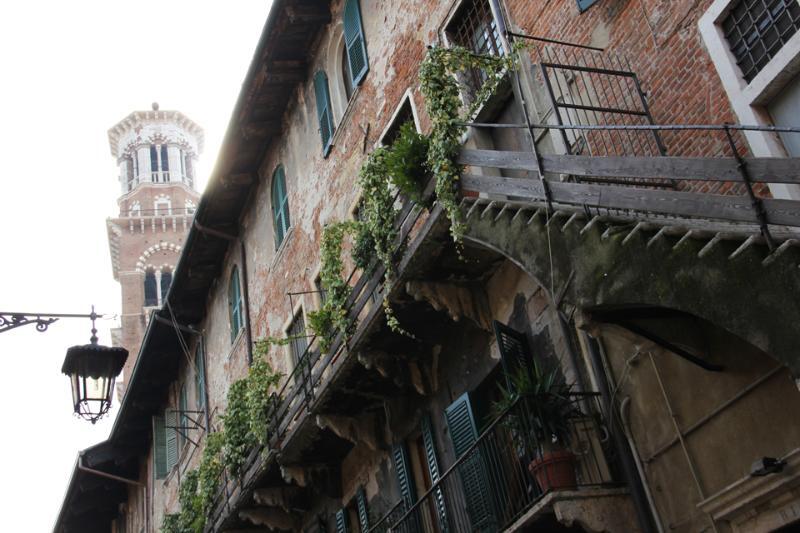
0,306,127,424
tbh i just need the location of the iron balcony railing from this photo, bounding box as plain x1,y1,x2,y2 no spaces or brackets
382,393,617,533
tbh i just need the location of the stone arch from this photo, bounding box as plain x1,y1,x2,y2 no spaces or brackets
463,203,800,375
135,242,182,273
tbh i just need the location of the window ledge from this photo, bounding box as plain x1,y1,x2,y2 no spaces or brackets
329,86,363,156
269,225,295,272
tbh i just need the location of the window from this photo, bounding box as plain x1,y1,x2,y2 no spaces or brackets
342,45,354,101
185,156,194,188
576,0,599,12
343,0,369,87
335,488,369,533
445,0,504,94
314,274,327,305
125,155,136,192
272,166,292,248
178,384,188,450
152,410,178,479
154,198,171,216
314,71,335,155
144,269,158,307
380,97,417,146
229,266,243,343
722,0,800,82
288,311,308,366
149,144,170,182
160,269,172,302
194,342,206,410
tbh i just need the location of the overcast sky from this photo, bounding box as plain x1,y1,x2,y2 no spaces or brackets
0,1,271,529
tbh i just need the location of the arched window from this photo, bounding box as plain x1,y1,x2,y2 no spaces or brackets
314,71,335,155
160,269,172,301
144,269,158,307
272,166,291,248
228,266,243,343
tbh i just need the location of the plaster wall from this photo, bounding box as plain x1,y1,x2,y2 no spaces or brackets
597,319,800,532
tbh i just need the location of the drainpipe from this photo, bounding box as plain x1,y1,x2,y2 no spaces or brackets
583,332,658,533
193,219,254,365
78,454,148,533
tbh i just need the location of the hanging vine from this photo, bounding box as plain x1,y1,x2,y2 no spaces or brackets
419,45,516,245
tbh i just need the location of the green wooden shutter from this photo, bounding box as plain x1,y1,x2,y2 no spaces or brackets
493,320,532,393
195,342,206,410
334,508,350,533
421,415,449,532
392,443,417,505
355,486,369,531
445,393,496,531
152,415,168,479
576,0,599,11
314,71,334,155
229,267,242,343
343,0,369,86
165,409,179,472
272,166,291,247
179,385,188,449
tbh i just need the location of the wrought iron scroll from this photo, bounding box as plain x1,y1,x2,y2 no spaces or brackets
0,313,59,334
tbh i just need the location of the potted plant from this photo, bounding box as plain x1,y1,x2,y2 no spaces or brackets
491,359,578,492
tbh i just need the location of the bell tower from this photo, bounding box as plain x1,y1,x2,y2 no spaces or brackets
106,103,203,398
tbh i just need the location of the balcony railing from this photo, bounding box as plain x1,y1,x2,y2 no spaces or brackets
383,393,617,533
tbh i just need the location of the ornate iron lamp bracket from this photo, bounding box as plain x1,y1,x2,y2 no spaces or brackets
0,313,60,334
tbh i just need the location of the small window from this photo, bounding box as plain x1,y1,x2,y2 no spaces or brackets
194,343,206,410
272,166,292,248
150,144,159,173
288,311,308,367
314,71,335,155
125,155,136,192
229,266,243,343
722,0,800,83
314,274,327,305
160,269,172,301
154,199,171,216
343,0,369,87
380,98,416,146
144,270,158,307
445,0,504,94
160,145,169,171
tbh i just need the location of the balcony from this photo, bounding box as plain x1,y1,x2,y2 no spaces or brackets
372,394,623,533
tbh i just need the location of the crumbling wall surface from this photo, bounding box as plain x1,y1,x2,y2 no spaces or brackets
599,318,800,532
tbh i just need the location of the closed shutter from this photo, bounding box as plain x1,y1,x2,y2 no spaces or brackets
445,393,496,531
421,415,449,532
229,267,242,343
343,0,369,86
314,71,335,155
152,415,168,479
576,0,598,11
493,320,532,393
165,409,179,472
392,443,421,532
179,385,188,450
355,486,369,531
335,508,350,533
195,343,206,410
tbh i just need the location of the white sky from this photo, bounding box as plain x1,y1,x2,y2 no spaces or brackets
0,2,271,529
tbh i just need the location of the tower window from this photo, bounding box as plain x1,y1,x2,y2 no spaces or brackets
125,155,136,192
150,144,170,182
185,157,194,188
160,269,172,301
154,198,171,216
144,270,158,307
160,145,170,172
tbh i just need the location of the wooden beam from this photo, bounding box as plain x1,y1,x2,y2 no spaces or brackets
457,149,800,184
460,175,800,227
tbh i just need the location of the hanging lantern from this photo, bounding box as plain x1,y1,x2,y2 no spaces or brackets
61,309,127,424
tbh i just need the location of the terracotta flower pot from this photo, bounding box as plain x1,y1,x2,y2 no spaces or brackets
528,449,577,492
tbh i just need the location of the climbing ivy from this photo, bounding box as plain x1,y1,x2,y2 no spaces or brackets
419,45,516,245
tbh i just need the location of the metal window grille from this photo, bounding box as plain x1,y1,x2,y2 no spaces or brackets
722,0,800,83
446,0,504,93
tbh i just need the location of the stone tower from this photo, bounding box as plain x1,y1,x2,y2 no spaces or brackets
106,103,203,398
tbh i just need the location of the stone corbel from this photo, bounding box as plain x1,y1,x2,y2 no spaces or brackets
239,507,299,531
252,487,304,513
405,280,493,331
316,413,382,451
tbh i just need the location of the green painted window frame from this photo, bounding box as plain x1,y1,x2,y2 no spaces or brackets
343,0,369,87
229,266,243,344
314,71,335,156
272,166,292,248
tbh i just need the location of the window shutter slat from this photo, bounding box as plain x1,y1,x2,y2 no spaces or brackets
165,409,179,472
356,486,369,531
313,71,334,155
493,320,532,392
421,415,449,532
392,443,417,505
152,415,168,479
195,343,206,410
335,508,349,533
343,0,369,86
445,393,496,531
